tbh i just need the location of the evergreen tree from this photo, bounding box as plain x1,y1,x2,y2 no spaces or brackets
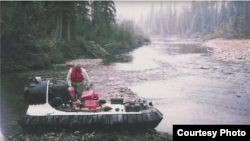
91,1,116,39
141,1,250,38
1,1,147,72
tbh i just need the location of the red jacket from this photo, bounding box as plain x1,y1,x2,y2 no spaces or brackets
71,67,84,83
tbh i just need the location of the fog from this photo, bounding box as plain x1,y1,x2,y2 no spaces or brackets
114,1,249,38
115,1,189,24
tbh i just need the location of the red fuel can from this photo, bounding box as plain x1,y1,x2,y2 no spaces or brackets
85,100,99,109
80,90,95,102
80,90,99,102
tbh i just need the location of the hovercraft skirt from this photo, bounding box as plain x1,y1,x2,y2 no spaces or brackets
18,108,163,129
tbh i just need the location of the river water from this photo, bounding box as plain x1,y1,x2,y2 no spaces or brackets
1,38,250,137
114,38,250,133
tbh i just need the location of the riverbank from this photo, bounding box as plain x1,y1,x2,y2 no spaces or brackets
203,39,250,64
3,37,250,141
6,129,172,141
1,58,172,141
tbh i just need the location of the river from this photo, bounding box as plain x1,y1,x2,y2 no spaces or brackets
1,38,250,137
114,38,250,133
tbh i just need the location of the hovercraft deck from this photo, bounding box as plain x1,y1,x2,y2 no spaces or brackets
18,77,163,129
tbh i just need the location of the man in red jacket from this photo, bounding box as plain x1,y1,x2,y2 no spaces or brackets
66,64,90,100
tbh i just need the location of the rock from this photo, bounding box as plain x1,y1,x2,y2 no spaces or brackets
244,69,250,73
47,132,56,136
57,80,66,84
89,41,95,44
25,138,30,141
46,78,52,81
213,66,220,70
200,66,210,69
109,77,115,80
74,131,80,135
28,76,35,79
222,70,233,75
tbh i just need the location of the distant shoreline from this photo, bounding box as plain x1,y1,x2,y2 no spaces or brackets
203,39,250,64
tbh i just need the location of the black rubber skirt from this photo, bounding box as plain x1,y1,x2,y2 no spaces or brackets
18,107,163,130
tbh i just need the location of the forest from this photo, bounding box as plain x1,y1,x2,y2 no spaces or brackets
142,1,250,39
1,1,250,73
1,1,148,73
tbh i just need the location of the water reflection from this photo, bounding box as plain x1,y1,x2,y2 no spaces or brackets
115,39,250,134
1,74,29,137
115,46,161,71
0,129,5,141
129,73,250,133
153,39,204,45
163,44,208,55
129,80,185,99
114,42,210,71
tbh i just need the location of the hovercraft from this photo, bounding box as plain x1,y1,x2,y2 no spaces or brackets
18,77,163,130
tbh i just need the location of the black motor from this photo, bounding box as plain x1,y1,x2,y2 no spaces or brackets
49,83,72,107
24,77,48,105
24,77,72,107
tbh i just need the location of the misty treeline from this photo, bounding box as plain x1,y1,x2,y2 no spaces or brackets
1,1,148,73
142,1,250,39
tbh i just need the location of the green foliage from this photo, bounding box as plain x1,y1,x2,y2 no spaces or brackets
102,20,150,55
1,1,149,73
118,20,135,47
49,48,65,64
73,36,90,56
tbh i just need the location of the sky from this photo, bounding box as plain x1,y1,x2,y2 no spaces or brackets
114,1,190,23
115,1,155,20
